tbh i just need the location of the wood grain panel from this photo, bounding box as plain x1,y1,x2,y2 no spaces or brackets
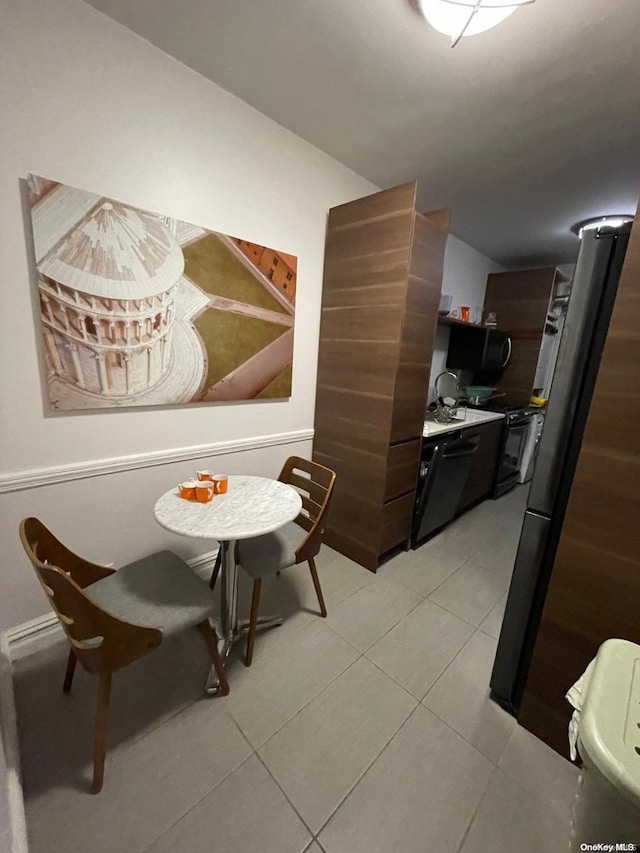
313,438,387,505
328,182,417,229
484,267,557,404
319,304,404,344
384,440,421,502
321,276,407,310
313,184,448,571
314,386,394,454
390,212,447,444
323,489,383,552
380,492,415,555
519,205,640,756
321,526,381,572
315,340,398,397
326,213,415,262
390,364,434,444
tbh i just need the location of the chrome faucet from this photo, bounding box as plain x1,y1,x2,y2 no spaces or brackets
434,371,459,401
431,371,466,424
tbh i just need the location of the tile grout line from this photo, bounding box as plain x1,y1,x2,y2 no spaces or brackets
322,591,426,656
252,749,317,840
226,636,362,752
310,702,430,841
419,697,506,769
363,653,432,703
137,751,256,853
454,765,499,853
419,626,480,701
241,650,420,845
308,697,419,842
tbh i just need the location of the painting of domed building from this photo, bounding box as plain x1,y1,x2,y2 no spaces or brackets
26,174,296,410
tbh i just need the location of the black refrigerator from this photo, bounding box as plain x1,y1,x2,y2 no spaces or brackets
490,220,632,715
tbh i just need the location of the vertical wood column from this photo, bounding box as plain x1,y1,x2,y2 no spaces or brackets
313,182,448,571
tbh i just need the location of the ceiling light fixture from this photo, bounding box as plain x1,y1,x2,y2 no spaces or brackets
571,215,634,240
417,0,536,47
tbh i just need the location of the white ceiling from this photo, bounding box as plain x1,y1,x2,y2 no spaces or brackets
85,0,640,267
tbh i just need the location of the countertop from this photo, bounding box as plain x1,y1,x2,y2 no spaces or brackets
422,408,505,439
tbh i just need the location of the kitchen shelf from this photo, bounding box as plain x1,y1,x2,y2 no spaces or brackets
438,315,494,330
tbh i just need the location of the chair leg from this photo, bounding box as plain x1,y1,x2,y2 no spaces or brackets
308,557,327,617
209,548,222,590
63,648,77,694
245,579,262,667
92,672,112,794
198,621,229,696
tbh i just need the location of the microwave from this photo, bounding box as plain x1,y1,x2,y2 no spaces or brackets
446,325,512,377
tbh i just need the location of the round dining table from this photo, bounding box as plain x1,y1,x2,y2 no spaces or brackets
154,475,302,694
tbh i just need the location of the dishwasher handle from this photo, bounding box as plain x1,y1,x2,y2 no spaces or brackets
442,434,479,459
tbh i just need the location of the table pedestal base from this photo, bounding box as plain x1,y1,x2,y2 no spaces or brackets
205,614,283,695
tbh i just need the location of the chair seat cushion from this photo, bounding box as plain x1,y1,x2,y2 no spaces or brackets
237,521,306,579
86,550,218,637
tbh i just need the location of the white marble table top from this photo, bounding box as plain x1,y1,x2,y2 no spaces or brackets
153,475,302,541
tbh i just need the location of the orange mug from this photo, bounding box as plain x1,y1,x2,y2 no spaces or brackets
195,480,215,502
197,469,214,481
460,306,470,323
211,474,228,494
178,480,197,500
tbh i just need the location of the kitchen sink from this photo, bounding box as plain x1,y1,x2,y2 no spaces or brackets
425,413,467,424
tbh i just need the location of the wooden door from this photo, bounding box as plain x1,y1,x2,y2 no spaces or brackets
518,205,640,756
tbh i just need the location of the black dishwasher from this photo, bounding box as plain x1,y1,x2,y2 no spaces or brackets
411,432,480,548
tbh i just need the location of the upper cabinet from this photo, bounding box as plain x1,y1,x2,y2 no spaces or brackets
313,182,449,571
482,267,567,405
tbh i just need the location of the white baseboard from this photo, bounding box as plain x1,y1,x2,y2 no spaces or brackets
6,550,219,660
0,633,29,853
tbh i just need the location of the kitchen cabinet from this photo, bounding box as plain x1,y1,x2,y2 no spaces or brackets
313,181,449,571
457,418,504,511
482,267,567,405
517,206,640,757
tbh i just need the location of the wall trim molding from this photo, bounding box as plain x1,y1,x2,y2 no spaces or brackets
0,633,29,853
6,550,219,660
0,428,314,493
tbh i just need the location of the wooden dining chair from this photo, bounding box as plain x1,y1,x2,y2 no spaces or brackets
233,456,336,666
19,517,229,794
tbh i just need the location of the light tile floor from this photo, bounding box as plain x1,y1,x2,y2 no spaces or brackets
13,485,579,852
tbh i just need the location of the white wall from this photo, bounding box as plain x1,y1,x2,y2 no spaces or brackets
428,235,506,400
0,0,377,633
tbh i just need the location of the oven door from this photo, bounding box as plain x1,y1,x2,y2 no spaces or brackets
495,418,530,497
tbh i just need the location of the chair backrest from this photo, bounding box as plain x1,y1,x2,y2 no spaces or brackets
19,518,161,674
278,457,336,561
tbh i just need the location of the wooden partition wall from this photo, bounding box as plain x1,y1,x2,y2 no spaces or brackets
313,182,448,571
519,203,640,756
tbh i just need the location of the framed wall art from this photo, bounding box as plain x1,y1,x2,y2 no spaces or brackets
26,174,296,410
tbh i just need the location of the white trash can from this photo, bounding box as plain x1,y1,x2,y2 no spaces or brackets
569,638,640,851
